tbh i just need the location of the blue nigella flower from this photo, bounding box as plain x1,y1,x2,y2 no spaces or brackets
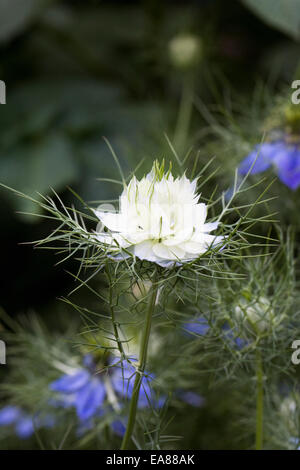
183,317,246,350
239,140,300,190
0,405,54,439
110,358,164,409
76,414,127,438
50,362,106,422
177,391,205,407
50,355,164,436
15,416,35,439
0,406,22,426
77,416,127,438
183,317,210,336
222,323,248,350
110,420,126,437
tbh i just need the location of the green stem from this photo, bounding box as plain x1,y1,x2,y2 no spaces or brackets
120,273,159,450
174,73,194,152
105,264,126,359
255,348,264,450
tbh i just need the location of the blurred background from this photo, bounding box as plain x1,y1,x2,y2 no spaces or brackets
1,0,300,450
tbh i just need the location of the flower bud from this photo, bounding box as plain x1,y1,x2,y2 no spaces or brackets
280,396,298,434
132,280,152,299
168,34,202,70
235,296,283,336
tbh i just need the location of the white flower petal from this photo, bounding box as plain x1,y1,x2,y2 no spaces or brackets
94,211,124,232
94,233,114,245
202,234,224,248
94,163,225,267
95,232,130,250
125,232,151,245
152,243,186,260
194,203,207,226
182,241,208,255
133,241,158,262
162,227,194,246
202,221,219,232
155,259,181,268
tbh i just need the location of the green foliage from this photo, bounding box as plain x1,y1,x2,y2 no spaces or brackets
0,79,165,219
0,0,52,44
241,0,300,40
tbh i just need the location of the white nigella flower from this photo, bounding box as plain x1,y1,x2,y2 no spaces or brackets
94,161,224,267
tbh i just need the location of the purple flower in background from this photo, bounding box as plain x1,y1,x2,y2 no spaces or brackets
234,336,247,349
76,415,102,437
110,358,164,409
0,406,22,426
50,361,106,422
0,406,34,438
178,391,205,407
15,416,35,439
223,323,247,350
183,317,210,336
0,405,54,439
77,416,127,438
110,420,126,437
239,140,300,190
50,355,164,436
183,317,246,350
